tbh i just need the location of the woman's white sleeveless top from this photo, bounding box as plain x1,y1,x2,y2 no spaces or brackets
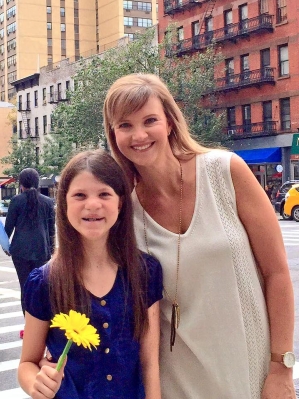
132,150,270,399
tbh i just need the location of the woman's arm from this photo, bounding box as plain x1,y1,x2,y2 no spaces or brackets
140,301,161,399
18,312,65,399
230,155,295,398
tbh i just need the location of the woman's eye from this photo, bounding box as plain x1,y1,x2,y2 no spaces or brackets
118,122,130,129
100,192,111,197
145,117,157,124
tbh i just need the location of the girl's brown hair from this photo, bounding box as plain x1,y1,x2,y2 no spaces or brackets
49,149,148,339
103,73,210,184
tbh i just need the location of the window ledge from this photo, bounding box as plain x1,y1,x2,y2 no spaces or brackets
277,75,290,80
275,20,288,27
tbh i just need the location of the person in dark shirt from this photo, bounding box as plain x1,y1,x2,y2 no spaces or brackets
5,168,55,329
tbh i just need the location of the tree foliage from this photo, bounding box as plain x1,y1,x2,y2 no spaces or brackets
0,138,38,178
2,27,225,176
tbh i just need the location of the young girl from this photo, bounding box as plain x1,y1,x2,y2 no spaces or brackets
18,149,163,399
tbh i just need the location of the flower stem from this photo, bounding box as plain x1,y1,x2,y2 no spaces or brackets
56,339,73,371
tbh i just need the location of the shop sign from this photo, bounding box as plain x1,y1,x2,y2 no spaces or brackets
291,133,299,160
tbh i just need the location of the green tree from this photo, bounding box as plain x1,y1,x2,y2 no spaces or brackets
0,138,38,178
51,27,224,156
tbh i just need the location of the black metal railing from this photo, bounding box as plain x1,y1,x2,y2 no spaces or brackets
226,121,277,139
168,14,273,56
214,67,275,92
164,0,203,15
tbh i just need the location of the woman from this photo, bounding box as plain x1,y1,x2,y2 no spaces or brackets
5,168,55,328
103,73,295,399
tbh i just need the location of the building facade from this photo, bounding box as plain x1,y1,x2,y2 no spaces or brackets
158,0,299,191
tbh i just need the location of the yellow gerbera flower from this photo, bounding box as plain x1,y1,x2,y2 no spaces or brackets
50,310,100,372
51,310,100,350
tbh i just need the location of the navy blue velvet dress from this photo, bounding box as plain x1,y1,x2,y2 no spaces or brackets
23,253,163,399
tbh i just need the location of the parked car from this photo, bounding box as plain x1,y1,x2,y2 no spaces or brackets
284,184,299,222
274,180,299,220
0,201,9,216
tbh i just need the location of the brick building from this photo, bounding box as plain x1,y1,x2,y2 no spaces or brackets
158,0,299,190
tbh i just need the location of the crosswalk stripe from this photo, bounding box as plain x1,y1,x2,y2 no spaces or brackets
0,324,24,334
0,387,29,399
0,358,19,372
0,340,22,350
0,311,23,320
0,300,21,308
0,266,15,273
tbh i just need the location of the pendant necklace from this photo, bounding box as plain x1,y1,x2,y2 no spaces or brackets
142,159,183,352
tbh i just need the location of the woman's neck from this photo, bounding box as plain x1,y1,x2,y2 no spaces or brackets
136,156,182,197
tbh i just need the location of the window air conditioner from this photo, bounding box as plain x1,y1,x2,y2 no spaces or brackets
228,129,236,135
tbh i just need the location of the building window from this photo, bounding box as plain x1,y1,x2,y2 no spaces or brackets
0,12,4,23
277,0,287,23
61,23,66,32
0,43,3,54
47,6,51,14
7,54,16,67
124,16,133,26
60,7,65,17
7,38,16,51
278,44,289,76
137,18,152,27
124,33,134,41
239,4,248,30
74,24,79,34
49,85,54,101
225,58,234,83
66,80,70,90
7,70,16,83
123,0,133,9
47,22,52,30
35,117,39,135
74,8,78,18
61,39,66,49
242,104,251,132
280,97,290,130
6,5,16,19
240,54,250,80
263,101,273,131
42,88,46,105
224,9,233,34
34,90,38,107
75,40,79,50
43,115,47,134
192,20,199,37
260,0,269,14
137,2,151,11
47,38,52,47
177,26,184,41
227,107,236,129
7,22,16,35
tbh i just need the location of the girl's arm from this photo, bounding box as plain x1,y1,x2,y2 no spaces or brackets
18,312,65,399
230,155,295,399
140,301,161,399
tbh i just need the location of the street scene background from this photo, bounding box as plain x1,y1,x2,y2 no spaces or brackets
0,216,299,398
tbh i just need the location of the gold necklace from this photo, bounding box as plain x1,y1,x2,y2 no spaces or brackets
142,159,183,352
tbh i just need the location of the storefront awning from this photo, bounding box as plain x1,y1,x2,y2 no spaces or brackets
0,177,14,187
234,147,281,164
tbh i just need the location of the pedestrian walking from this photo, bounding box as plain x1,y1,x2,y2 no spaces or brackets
4,168,55,338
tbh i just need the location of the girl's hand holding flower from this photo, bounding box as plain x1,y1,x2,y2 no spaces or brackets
31,360,66,399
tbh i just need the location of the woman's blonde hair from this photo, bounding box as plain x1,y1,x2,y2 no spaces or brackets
103,73,209,184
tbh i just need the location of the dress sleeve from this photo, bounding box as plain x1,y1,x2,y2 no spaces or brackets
23,265,52,321
142,253,163,308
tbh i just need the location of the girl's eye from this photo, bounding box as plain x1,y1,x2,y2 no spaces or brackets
74,193,85,198
100,192,111,197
